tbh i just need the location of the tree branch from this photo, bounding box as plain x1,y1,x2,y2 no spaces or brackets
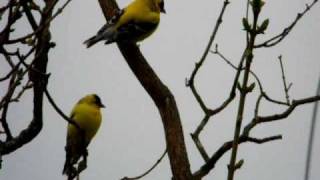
254,0,319,48
121,149,167,180
44,88,81,130
278,55,291,104
188,0,233,163
257,96,320,123
0,0,56,156
187,0,230,113
97,0,193,179
193,134,282,179
227,5,260,179
5,0,72,44
211,45,289,106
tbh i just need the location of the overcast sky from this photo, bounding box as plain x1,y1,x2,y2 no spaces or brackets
1,0,320,180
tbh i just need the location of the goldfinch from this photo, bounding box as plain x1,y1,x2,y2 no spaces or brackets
84,0,166,48
62,94,105,179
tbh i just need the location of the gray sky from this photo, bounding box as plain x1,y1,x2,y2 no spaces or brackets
1,0,320,179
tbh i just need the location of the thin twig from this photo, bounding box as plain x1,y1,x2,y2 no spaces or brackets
0,48,37,109
191,131,210,162
257,95,320,123
121,149,167,180
0,1,22,42
0,1,13,14
188,0,231,162
227,4,260,179
187,0,230,113
191,46,248,162
194,91,318,180
6,0,73,44
278,55,291,104
243,94,263,137
44,88,81,129
193,134,282,179
262,92,289,106
246,0,250,43
0,62,21,82
21,0,39,31
246,135,282,144
10,80,33,103
0,70,18,140
255,0,319,48
211,45,289,106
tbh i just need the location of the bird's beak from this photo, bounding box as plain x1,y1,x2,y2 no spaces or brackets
100,103,106,108
161,8,166,14
159,2,166,14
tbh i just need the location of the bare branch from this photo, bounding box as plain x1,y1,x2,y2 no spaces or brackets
246,135,282,144
257,95,320,123
187,0,230,113
211,45,289,106
5,0,73,44
227,4,261,179
262,92,289,106
0,0,56,156
209,48,248,116
193,135,282,179
0,70,18,140
9,81,33,103
191,132,209,162
191,44,247,163
121,149,167,180
255,0,319,48
278,55,291,104
0,49,36,109
21,0,39,31
44,88,81,130
0,2,22,42
190,46,248,161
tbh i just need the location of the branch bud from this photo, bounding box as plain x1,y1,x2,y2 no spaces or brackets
250,0,265,15
257,19,269,34
247,82,256,92
235,159,244,169
242,18,251,32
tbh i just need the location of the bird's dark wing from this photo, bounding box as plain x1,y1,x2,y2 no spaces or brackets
115,21,159,42
95,9,125,35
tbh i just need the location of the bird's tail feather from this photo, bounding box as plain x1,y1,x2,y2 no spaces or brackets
62,156,70,175
83,35,102,48
84,24,117,48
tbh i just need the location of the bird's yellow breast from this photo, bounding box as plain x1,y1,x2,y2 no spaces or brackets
67,103,102,143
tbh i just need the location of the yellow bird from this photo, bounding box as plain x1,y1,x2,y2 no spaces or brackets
62,94,105,179
84,0,166,48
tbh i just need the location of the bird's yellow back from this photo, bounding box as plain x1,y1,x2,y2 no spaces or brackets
116,0,160,29
83,0,165,47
